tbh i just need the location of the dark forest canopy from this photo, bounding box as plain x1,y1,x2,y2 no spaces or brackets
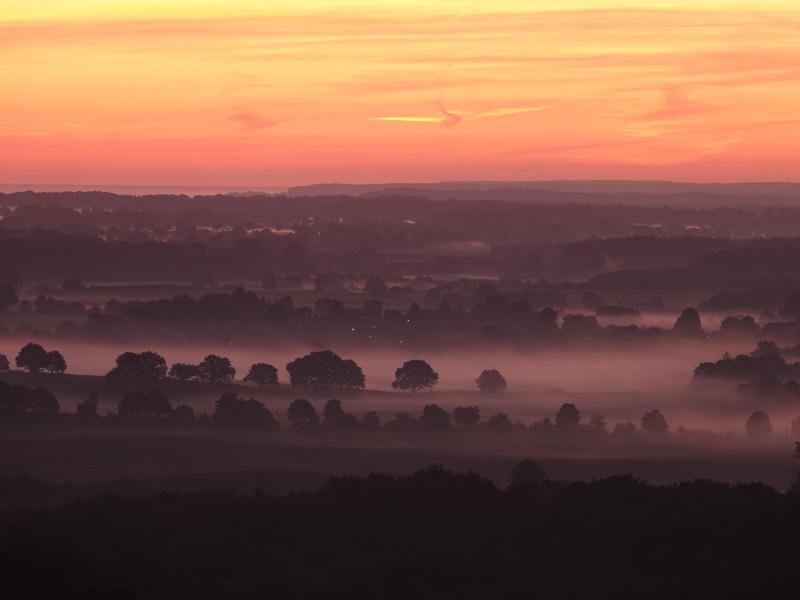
2,465,800,598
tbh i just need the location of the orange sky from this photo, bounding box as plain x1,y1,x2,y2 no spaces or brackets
2,1,800,187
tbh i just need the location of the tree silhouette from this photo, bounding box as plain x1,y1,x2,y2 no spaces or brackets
286,350,365,392
673,307,703,337
169,362,200,383
588,414,608,434
419,404,451,430
453,406,481,430
244,363,279,388
16,343,49,373
118,390,172,420
106,351,168,382
555,403,581,431
0,381,59,417
322,398,357,427
745,410,772,439
173,404,197,422
362,411,380,429
45,350,66,374
364,277,388,297
213,393,277,428
476,369,507,394
485,412,512,432
76,391,99,418
287,398,320,429
385,411,417,431
392,359,439,393
0,353,9,372
641,409,669,434
198,354,236,384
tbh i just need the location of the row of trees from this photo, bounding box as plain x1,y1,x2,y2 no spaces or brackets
0,343,66,374
4,384,798,441
100,348,507,393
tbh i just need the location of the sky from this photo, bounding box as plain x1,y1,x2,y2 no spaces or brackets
2,0,800,187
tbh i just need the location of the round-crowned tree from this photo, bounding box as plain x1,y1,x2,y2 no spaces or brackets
452,406,481,430
46,351,66,374
118,390,173,420
244,363,279,388
555,403,581,432
641,409,669,434
363,277,388,297
213,393,278,429
392,359,438,393
287,398,320,429
106,351,168,382
169,363,200,383
286,350,365,392
16,343,51,373
745,410,772,439
485,412,513,433
197,354,236,384
476,369,507,394
419,404,451,430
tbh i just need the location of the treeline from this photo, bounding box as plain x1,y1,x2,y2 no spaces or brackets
11,286,766,348
4,381,799,442
2,462,800,598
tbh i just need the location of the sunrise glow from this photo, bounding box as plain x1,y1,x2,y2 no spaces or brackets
2,0,800,186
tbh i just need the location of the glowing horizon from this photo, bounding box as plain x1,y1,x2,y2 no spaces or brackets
2,1,800,186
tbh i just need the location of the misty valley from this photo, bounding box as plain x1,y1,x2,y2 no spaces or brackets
2,185,800,597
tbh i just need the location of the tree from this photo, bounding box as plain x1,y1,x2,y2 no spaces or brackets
169,362,200,383
364,277,388,297
0,353,9,372
509,460,547,487
419,404,451,430
588,414,608,434
485,412,512,432
476,369,507,394
555,403,581,432
45,351,66,374
362,411,380,429
385,412,417,431
453,406,481,430
322,399,357,427
745,410,772,439
287,398,319,429
213,393,277,429
118,390,172,420
244,363,279,388
613,421,638,437
0,284,18,311
106,351,167,382
641,409,669,434
198,354,236,384
392,359,438,393
173,404,196,422
673,307,703,337
16,343,50,373
0,381,60,418
286,350,365,392
76,392,99,418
